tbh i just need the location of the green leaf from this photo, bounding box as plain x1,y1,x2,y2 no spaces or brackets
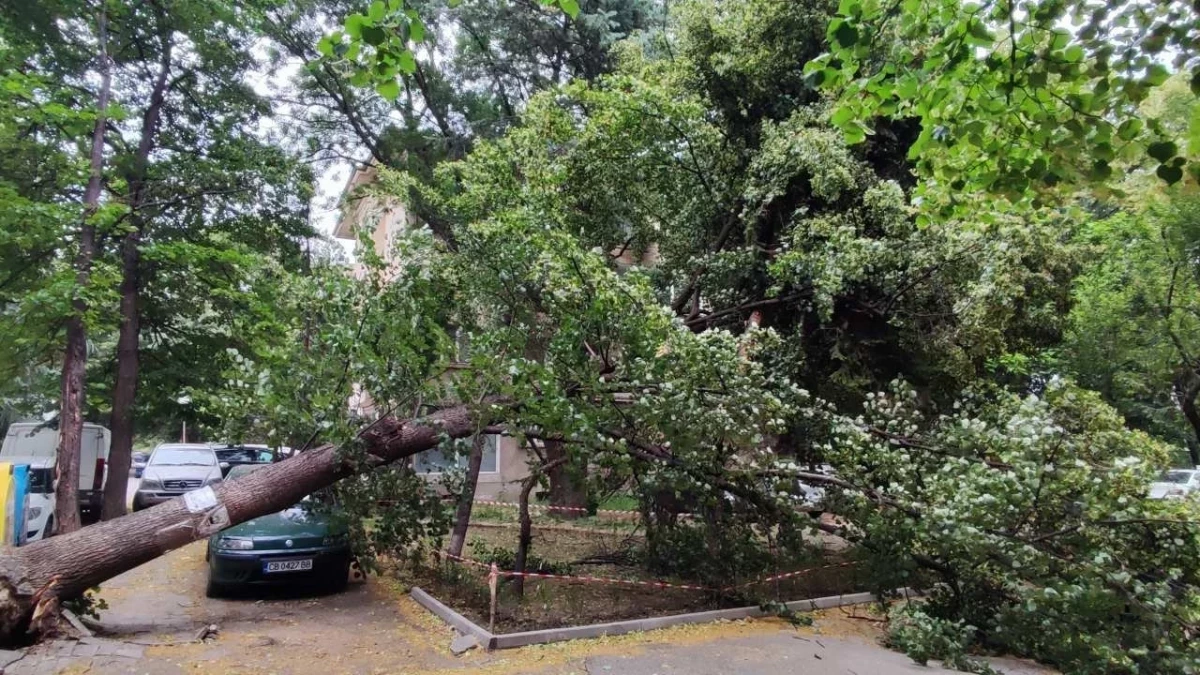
966,21,993,45
344,14,366,38
559,0,580,19
830,106,855,127
397,50,417,75
830,19,859,48
1147,141,1177,163
448,0,462,6
362,25,386,46
1116,119,1142,141
376,79,401,101
1145,64,1169,86
368,0,386,22
317,36,335,57
1156,164,1183,185
410,18,426,42
1192,68,1200,96
1090,159,1112,180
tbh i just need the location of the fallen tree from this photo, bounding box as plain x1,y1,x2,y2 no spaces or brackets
0,402,494,644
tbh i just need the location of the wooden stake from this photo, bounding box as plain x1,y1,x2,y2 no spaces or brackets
488,562,499,633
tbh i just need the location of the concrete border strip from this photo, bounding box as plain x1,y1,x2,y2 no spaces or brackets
411,587,901,651
410,587,496,648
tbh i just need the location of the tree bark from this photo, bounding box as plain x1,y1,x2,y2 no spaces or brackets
102,235,140,520
0,402,501,644
1178,372,1200,467
446,434,486,558
512,472,537,598
512,456,566,598
544,440,587,519
54,8,112,535
102,22,172,520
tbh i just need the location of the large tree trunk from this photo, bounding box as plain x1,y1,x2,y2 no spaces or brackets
102,236,140,520
545,440,587,519
446,434,486,558
0,403,497,644
1178,372,1200,467
102,27,170,520
54,8,112,535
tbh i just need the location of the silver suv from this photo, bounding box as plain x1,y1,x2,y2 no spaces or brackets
133,443,222,511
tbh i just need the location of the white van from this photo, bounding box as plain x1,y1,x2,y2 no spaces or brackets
0,422,111,530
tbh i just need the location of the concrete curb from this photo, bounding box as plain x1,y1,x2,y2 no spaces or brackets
410,587,896,651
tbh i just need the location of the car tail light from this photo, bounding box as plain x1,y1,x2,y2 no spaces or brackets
93,457,105,491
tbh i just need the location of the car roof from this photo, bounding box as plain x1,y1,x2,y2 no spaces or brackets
153,443,215,452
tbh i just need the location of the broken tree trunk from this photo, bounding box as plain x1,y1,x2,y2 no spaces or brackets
446,434,486,558
0,403,499,644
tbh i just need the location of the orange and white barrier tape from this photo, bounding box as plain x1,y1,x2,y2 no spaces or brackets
472,500,644,517
438,550,857,593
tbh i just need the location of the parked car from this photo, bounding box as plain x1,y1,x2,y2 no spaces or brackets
1149,469,1200,499
211,444,275,477
0,421,110,523
133,443,222,511
131,451,149,478
205,464,351,597
22,458,55,542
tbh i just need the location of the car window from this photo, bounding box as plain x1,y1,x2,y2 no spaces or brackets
1162,470,1196,484
151,448,216,466
226,464,267,481
27,467,53,494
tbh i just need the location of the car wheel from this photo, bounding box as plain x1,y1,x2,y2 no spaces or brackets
205,577,227,599
325,561,351,594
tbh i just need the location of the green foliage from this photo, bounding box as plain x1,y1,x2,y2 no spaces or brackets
61,588,109,622
831,379,1200,672
322,0,586,97
809,0,1199,209
887,604,997,674
467,540,573,575
1063,195,1200,463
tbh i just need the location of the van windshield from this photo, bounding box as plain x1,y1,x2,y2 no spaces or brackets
151,448,215,466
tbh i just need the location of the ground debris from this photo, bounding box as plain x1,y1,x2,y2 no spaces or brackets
450,631,480,655
193,623,218,642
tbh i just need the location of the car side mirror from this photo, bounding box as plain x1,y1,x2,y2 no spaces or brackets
219,462,230,469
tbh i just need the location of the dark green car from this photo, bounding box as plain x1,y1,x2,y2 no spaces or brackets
205,465,352,597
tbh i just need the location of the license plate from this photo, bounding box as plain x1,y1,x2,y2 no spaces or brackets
263,559,313,573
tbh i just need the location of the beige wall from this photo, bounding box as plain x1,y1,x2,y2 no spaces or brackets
474,436,532,501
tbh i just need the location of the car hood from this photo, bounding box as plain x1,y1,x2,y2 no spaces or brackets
223,505,342,540
143,465,220,482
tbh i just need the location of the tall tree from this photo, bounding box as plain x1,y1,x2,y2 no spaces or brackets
54,4,112,535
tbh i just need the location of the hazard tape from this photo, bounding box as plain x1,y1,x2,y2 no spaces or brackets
472,500,643,517
437,550,858,593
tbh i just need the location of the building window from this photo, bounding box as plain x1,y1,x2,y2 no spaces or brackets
415,434,499,474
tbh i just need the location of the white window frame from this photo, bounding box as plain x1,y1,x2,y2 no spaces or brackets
414,434,500,475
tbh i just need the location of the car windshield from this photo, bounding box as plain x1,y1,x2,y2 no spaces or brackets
215,447,273,463
151,448,215,466
226,464,267,481
1162,470,1196,484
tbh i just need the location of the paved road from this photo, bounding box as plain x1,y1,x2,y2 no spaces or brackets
585,632,1052,675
